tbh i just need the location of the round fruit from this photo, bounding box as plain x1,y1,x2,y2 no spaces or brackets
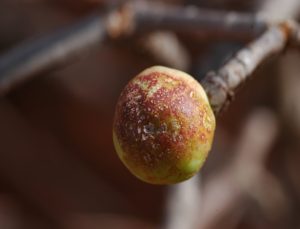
113,66,216,184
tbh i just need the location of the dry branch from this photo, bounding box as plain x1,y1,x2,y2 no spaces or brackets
0,3,267,96
202,22,295,114
201,0,300,115
0,14,108,96
165,174,201,229
129,2,266,38
0,1,299,114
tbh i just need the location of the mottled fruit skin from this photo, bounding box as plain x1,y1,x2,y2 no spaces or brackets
113,66,216,184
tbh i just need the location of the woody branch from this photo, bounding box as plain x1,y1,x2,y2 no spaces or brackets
202,21,300,114
0,2,266,96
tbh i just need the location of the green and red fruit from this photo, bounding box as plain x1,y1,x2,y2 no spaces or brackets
113,66,216,184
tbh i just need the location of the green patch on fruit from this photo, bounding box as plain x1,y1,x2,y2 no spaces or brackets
183,158,203,174
112,131,125,162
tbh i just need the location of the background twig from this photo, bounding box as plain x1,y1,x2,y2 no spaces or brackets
0,14,107,96
165,174,201,229
130,2,267,39
0,3,267,96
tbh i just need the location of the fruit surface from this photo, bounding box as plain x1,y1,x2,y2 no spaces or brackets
113,66,215,184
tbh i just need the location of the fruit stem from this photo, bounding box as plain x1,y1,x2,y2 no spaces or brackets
201,21,299,114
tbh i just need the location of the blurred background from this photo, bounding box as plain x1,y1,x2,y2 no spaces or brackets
0,0,300,228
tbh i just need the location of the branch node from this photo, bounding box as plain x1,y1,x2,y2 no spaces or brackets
202,71,233,114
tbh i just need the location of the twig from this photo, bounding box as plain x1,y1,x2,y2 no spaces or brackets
165,174,201,229
1,1,298,111
0,14,108,96
0,3,267,96
130,2,267,39
201,22,295,114
202,0,300,115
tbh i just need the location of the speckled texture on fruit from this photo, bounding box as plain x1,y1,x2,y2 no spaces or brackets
113,66,216,184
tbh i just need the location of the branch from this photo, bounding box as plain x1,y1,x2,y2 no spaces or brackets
202,0,300,115
0,3,267,96
201,22,296,114
0,14,108,96
130,2,266,39
165,174,201,229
